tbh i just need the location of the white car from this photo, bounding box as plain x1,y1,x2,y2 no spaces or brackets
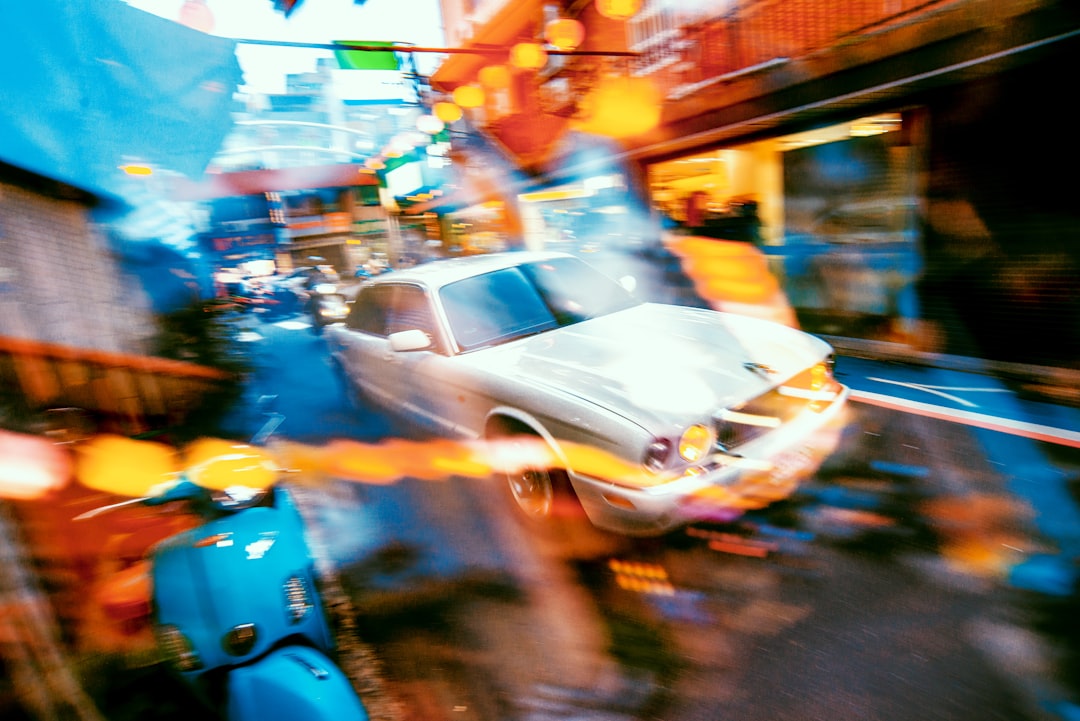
327,251,850,536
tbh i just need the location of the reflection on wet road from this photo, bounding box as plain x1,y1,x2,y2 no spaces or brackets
243,315,1079,721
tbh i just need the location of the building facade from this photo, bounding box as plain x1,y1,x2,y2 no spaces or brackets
424,0,1080,379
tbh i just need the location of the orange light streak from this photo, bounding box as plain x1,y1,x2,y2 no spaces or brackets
0,429,72,500
66,432,811,520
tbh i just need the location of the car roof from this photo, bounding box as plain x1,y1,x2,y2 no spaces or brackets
364,250,575,291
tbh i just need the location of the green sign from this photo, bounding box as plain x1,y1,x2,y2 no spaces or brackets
333,40,400,71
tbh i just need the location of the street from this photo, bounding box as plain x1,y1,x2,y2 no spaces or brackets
208,307,1080,721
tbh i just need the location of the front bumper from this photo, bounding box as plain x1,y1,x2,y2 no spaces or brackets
569,384,851,536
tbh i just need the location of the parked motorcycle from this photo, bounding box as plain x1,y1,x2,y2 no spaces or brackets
308,284,350,334
77,415,368,721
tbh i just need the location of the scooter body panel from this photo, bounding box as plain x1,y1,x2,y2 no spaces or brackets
151,487,334,680
226,645,369,721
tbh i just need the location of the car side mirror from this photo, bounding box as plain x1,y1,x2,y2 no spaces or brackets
389,328,432,352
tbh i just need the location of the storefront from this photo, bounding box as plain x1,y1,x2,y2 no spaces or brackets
441,199,521,256
646,110,925,343
517,173,655,255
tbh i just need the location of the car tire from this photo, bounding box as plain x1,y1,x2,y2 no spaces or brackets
490,427,622,560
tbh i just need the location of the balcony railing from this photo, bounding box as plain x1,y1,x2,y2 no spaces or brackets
628,0,961,98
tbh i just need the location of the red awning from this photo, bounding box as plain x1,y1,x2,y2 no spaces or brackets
168,163,380,200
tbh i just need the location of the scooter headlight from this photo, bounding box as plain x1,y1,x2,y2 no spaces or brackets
209,485,269,510
284,575,314,624
222,623,258,657
157,624,203,672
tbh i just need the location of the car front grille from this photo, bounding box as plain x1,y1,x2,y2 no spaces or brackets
713,364,836,451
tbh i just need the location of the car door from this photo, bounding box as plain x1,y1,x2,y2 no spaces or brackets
335,283,403,411
381,284,460,435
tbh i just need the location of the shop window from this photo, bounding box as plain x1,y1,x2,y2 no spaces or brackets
647,111,923,343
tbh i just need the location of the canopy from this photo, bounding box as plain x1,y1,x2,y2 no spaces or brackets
1,0,243,202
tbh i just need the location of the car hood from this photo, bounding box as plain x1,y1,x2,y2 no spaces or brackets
467,303,833,427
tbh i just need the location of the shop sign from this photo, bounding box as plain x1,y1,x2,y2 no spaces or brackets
284,212,353,239
203,219,280,257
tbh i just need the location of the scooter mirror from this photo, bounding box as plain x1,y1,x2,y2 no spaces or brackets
76,434,179,498
183,437,278,493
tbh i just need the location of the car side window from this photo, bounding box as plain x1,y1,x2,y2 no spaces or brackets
386,285,438,340
346,285,391,335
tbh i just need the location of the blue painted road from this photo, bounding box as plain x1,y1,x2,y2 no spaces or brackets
836,354,1080,567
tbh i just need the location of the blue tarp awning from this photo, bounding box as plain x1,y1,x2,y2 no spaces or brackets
1,0,243,203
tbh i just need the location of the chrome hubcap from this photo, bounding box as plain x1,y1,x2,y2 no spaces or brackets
508,468,553,519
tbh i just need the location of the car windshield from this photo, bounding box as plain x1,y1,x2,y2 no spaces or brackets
439,256,640,352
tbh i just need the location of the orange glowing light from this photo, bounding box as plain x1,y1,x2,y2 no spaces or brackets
76,435,178,497
595,0,643,20
510,42,548,70
572,75,661,139
182,438,277,492
364,158,386,170
433,101,464,124
452,84,485,108
478,64,511,89
0,430,72,500
544,18,585,51
663,235,798,327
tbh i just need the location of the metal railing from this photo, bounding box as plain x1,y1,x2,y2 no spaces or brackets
628,0,962,97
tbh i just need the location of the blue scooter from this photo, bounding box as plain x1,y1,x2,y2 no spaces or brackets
77,416,368,721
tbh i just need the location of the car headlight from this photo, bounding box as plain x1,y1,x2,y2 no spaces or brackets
810,355,835,390
678,423,715,463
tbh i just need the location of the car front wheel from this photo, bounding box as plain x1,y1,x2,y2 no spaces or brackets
490,427,625,559
506,465,558,521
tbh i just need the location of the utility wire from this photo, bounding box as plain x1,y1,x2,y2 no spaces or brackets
234,38,640,57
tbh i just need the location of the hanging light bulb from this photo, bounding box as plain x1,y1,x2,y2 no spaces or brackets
544,18,585,51
595,0,643,21
478,65,512,89
452,84,485,108
510,42,548,70
433,101,464,124
416,114,446,135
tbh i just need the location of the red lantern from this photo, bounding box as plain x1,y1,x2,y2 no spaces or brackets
595,0,643,21
573,75,661,138
544,18,585,51
452,84,485,108
510,42,548,71
434,101,464,124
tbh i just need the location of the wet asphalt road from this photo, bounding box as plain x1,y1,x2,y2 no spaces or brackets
219,309,1080,721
